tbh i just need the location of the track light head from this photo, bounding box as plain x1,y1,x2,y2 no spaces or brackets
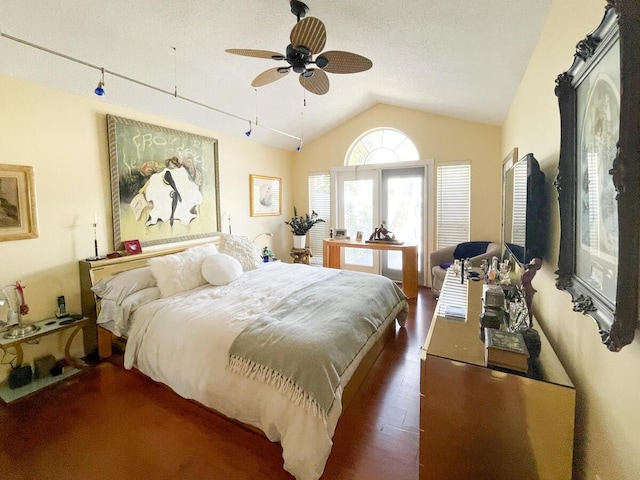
94,82,105,96
94,68,105,96
245,129,252,137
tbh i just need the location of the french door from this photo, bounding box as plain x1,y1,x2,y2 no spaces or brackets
333,162,430,284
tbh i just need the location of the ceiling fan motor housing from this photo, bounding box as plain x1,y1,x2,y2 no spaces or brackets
286,44,313,73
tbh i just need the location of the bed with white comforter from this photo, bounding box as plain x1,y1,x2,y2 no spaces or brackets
91,244,407,480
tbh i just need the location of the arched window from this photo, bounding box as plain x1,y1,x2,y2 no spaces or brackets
345,128,419,165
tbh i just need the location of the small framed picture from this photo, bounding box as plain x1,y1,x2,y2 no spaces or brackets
334,228,347,239
250,175,282,217
356,231,363,242
0,164,39,242
124,239,142,255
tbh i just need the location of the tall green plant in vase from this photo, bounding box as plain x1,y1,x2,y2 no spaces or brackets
285,207,325,249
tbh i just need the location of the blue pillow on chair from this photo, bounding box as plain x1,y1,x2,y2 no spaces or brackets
453,241,490,260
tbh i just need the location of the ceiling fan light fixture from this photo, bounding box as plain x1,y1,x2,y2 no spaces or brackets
277,67,291,74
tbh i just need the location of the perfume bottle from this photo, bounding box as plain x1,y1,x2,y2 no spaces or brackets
486,256,499,284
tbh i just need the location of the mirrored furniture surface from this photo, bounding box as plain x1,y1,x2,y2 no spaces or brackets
420,270,575,479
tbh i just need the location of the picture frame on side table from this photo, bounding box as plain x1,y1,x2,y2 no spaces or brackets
555,2,640,351
107,115,221,251
334,229,347,239
0,164,39,242
250,175,281,217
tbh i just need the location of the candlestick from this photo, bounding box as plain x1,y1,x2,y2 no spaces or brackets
86,215,103,261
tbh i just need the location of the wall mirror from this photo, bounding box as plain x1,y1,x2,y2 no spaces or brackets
555,2,639,351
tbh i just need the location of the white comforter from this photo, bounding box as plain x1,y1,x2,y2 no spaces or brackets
123,262,404,480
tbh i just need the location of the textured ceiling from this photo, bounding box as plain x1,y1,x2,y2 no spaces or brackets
0,0,552,151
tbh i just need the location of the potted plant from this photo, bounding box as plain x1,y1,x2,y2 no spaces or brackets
285,207,325,249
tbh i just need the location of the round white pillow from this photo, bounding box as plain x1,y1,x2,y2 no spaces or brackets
201,253,243,286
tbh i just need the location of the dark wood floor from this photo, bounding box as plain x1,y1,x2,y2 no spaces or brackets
0,288,436,480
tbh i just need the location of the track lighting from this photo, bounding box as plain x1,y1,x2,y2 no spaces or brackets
0,31,303,148
296,140,302,152
94,68,105,96
245,120,252,137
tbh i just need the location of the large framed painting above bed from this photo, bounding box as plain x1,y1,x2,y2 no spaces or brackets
79,237,408,480
107,115,221,251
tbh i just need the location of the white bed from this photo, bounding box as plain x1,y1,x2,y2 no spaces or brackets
79,238,408,480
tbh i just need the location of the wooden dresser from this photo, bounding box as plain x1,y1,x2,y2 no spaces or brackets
420,270,575,479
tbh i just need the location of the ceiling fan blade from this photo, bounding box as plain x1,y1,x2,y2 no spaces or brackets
225,49,284,60
251,68,290,87
290,17,326,54
299,69,329,95
319,51,373,74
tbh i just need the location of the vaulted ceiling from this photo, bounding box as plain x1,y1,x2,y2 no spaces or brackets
0,1,552,151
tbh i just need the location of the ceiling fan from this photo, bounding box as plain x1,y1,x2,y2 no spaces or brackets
225,0,373,95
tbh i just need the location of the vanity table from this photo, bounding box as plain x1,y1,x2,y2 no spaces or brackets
420,269,575,479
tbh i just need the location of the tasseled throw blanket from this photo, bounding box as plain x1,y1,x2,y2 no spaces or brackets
227,271,407,423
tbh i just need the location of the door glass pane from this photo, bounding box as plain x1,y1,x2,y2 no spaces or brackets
344,178,373,266
382,168,424,283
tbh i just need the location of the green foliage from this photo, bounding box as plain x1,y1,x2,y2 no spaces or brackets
285,207,325,235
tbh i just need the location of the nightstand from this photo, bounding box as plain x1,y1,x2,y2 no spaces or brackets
0,315,90,403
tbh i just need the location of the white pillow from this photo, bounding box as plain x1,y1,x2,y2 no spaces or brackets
148,243,219,297
217,234,262,271
201,254,243,286
97,287,161,336
91,266,157,304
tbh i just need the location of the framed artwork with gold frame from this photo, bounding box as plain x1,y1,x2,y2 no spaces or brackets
0,164,38,242
250,174,281,217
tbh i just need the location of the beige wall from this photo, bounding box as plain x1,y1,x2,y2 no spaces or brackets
0,74,293,382
503,1,640,479
292,103,502,249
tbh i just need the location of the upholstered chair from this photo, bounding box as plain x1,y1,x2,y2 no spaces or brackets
429,241,502,295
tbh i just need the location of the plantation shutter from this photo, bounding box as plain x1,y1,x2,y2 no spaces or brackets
436,162,470,249
308,172,331,265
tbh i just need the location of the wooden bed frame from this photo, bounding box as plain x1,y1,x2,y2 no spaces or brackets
78,239,401,413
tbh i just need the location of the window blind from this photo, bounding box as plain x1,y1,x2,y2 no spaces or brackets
308,173,331,265
436,163,470,249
